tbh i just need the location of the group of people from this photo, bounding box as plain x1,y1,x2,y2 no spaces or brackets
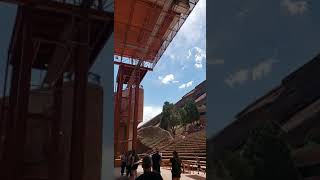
120,149,183,180
120,150,140,179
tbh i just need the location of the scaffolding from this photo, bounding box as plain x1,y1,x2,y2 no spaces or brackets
0,1,113,179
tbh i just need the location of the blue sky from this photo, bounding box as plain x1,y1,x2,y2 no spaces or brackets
207,0,320,137
114,0,206,126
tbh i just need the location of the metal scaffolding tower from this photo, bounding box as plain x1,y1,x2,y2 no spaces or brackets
0,1,113,179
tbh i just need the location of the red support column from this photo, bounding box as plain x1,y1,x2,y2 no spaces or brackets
132,70,140,150
70,19,89,180
0,7,23,162
1,7,33,180
125,85,132,152
49,77,63,180
114,66,123,157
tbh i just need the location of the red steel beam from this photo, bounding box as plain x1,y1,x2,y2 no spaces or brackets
1,7,34,179
125,85,133,152
114,65,124,157
132,70,140,150
114,61,153,71
0,0,113,21
70,17,89,180
49,77,63,180
0,23,23,179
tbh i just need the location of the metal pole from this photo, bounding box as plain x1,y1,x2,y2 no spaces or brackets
70,17,89,180
0,50,10,151
125,85,132,152
132,70,140,150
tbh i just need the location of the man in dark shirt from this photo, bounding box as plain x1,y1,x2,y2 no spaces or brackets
152,149,162,173
136,155,163,180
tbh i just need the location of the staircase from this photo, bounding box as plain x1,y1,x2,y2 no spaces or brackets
160,130,206,171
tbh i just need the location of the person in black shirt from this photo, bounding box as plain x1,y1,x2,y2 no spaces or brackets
170,151,182,180
152,149,162,174
120,151,127,176
131,150,140,179
136,155,163,180
126,151,132,177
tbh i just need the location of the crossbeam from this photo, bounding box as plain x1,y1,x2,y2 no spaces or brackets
0,0,113,21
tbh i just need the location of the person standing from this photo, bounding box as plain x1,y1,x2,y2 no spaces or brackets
170,151,182,180
196,155,200,174
131,150,140,179
152,149,162,174
126,151,132,177
120,151,127,176
136,155,163,180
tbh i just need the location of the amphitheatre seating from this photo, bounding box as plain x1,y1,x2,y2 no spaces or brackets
137,126,173,151
138,127,206,174
158,130,206,174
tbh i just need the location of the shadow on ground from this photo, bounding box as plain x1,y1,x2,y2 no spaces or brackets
185,174,206,180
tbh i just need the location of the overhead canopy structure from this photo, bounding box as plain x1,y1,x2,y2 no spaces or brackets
114,0,199,69
3,0,113,86
0,1,114,179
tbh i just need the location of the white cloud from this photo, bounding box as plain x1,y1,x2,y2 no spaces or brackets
252,59,277,80
179,81,194,89
187,49,192,59
225,58,278,87
208,59,224,65
170,54,175,60
164,0,206,60
181,0,206,45
193,47,206,69
281,0,308,15
140,106,162,127
154,0,205,74
158,74,175,84
224,69,249,88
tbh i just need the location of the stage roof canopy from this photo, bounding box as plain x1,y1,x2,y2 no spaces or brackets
114,0,199,69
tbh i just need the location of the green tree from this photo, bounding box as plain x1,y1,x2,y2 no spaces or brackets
160,101,181,135
160,101,170,130
178,107,188,131
221,151,254,180
184,100,200,125
242,121,300,180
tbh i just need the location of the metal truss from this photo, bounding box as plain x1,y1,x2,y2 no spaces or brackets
152,0,199,68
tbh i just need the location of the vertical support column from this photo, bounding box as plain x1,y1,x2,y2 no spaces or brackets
49,77,63,180
114,66,123,158
125,85,132,152
0,51,10,153
132,70,140,150
70,18,89,180
1,7,33,180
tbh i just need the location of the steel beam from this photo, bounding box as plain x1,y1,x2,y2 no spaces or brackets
0,0,113,21
49,77,63,180
1,7,34,180
114,65,123,157
125,85,133,152
132,70,140,150
70,17,89,180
